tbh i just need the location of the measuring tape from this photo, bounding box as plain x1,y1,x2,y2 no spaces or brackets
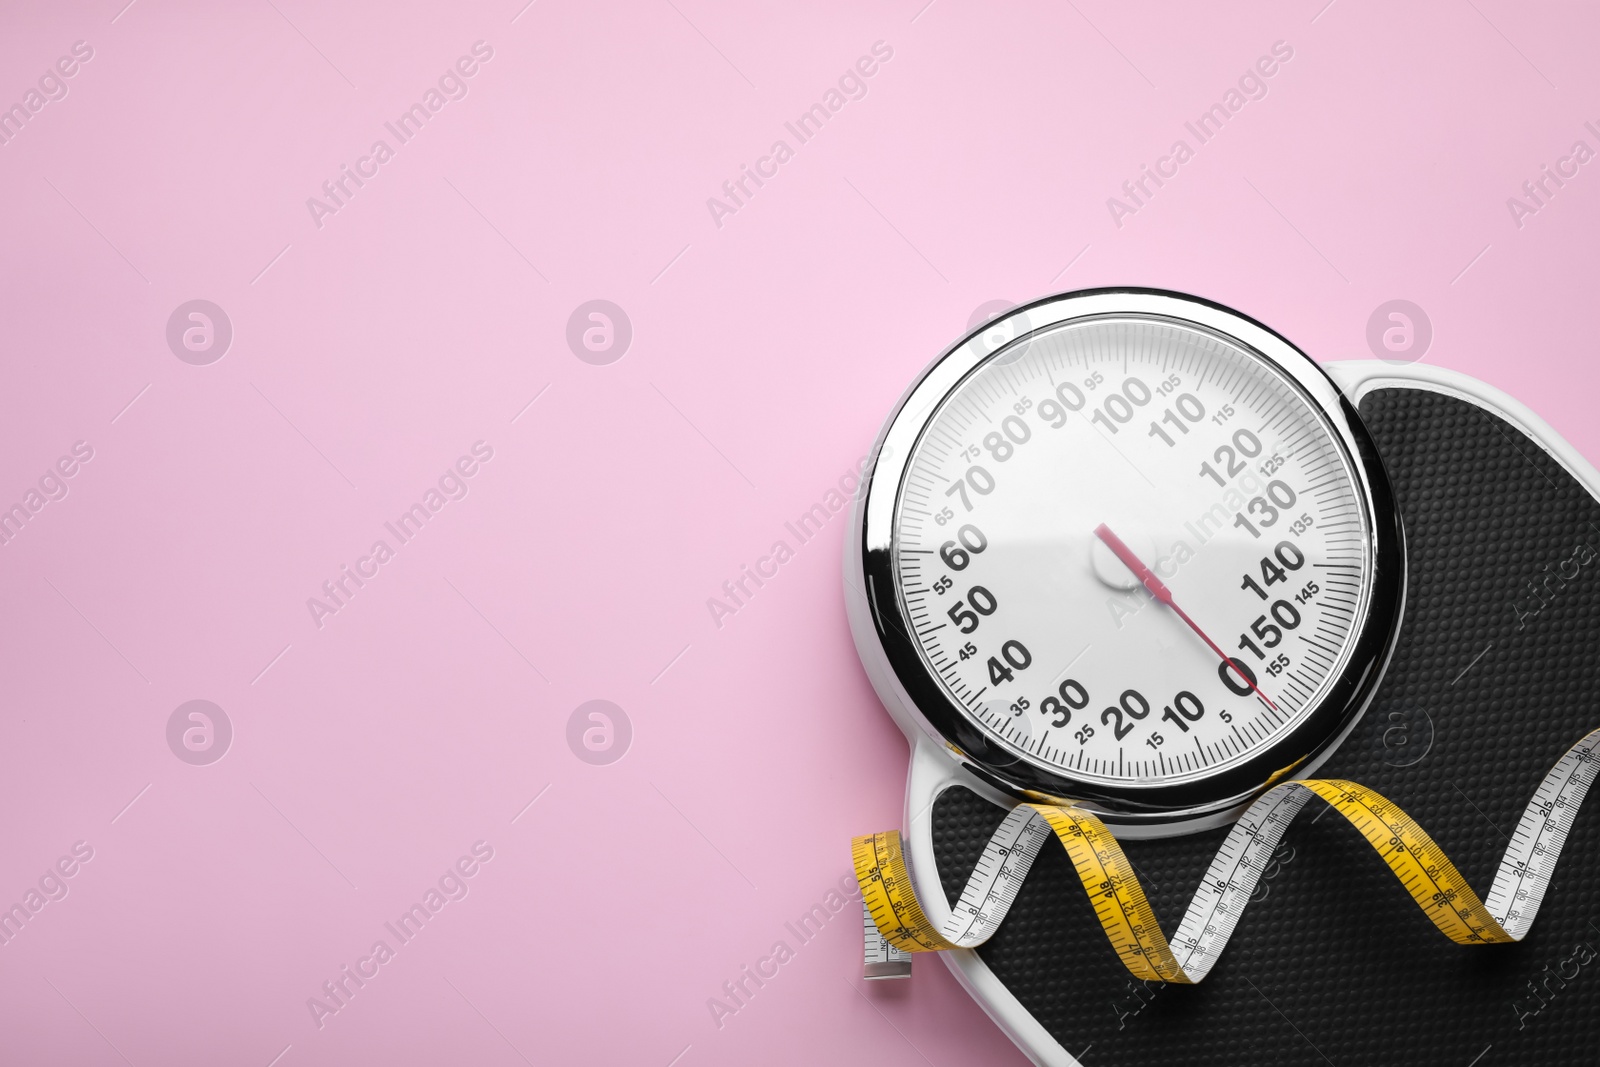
854,727,1600,982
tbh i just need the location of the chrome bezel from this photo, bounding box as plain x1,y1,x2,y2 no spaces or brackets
846,288,1406,834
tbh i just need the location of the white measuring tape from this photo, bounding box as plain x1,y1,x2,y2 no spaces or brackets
856,727,1600,982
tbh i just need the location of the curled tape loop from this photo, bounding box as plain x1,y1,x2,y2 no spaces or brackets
854,727,1600,982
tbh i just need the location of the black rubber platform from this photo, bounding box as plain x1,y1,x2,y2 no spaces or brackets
932,387,1600,1066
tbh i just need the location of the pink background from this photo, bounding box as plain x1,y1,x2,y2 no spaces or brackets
2,1,1598,1063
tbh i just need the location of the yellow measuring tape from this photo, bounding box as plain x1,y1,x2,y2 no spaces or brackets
854,727,1600,982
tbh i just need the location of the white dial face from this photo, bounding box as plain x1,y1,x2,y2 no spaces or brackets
892,316,1372,788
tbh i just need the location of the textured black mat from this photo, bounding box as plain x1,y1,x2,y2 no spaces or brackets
931,387,1600,1066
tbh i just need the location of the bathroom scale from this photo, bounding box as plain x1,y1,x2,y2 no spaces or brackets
845,289,1600,1066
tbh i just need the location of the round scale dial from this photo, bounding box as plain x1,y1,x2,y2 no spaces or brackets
892,317,1366,787
851,290,1405,831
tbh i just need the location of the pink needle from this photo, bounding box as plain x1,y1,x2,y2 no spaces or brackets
1094,523,1278,711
